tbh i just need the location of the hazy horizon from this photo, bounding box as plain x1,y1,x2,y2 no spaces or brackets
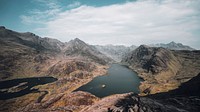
1,0,200,49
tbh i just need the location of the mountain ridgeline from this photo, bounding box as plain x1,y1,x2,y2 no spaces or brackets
122,45,200,94
94,45,137,62
122,45,180,74
0,26,114,80
149,41,195,51
65,38,113,65
0,26,200,112
94,42,195,62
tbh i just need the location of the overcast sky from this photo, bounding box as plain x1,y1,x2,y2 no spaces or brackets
0,0,200,49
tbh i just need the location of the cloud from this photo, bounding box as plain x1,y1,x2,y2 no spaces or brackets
20,0,61,24
67,1,81,9
22,0,200,49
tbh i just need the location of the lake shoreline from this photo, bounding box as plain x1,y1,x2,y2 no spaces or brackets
75,64,142,98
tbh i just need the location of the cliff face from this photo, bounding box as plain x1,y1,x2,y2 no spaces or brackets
122,45,200,94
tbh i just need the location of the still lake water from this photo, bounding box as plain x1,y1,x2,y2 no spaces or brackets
0,77,57,100
75,64,142,98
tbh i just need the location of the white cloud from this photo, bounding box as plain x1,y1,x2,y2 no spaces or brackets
67,1,81,9
20,0,61,24
23,0,200,49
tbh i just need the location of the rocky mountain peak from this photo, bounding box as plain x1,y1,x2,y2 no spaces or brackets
150,41,195,50
67,38,87,49
70,38,85,44
0,26,6,30
74,38,82,42
134,45,153,58
66,38,87,50
168,41,181,47
0,26,13,36
138,44,150,48
169,41,176,45
64,38,113,64
137,45,151,51
122,45,179,74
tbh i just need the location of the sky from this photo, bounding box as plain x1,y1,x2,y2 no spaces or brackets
0,0,200,49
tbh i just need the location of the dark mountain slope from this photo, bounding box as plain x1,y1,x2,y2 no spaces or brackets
122,45,200,94
122,45,180,74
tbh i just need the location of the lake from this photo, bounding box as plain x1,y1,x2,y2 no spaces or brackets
0,77,57,100
75,64,142,98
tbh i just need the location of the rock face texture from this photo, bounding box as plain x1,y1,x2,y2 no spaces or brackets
122,45,200,94
81,73,200,112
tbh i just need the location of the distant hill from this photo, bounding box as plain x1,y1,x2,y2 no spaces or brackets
94,41,195,62
94,45,137,62
149,41,195,51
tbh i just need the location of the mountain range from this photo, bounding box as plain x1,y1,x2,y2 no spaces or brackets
94,45,137,62
0,26,199,112
94,41,195,62
149,41,195,51
0,26,114,80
